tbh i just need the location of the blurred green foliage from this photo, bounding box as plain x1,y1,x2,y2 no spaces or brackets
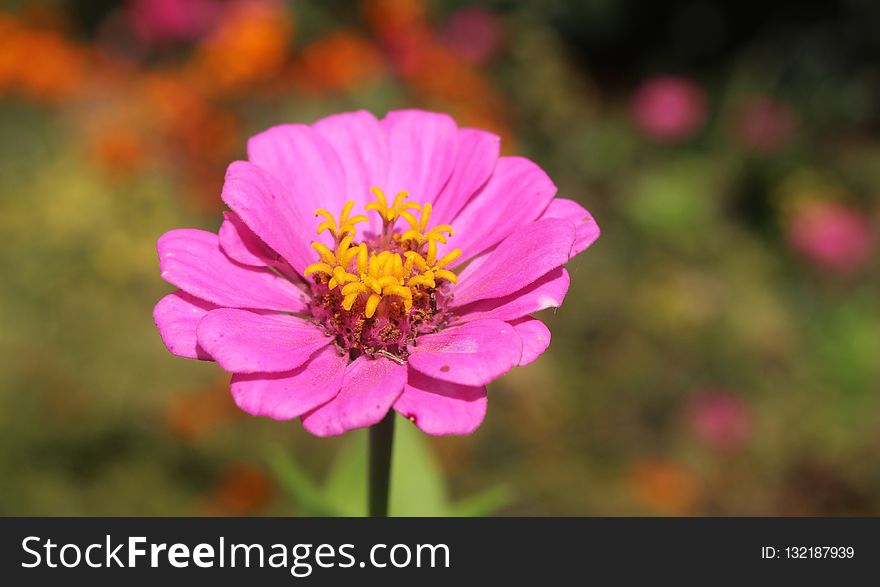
268,419,511,516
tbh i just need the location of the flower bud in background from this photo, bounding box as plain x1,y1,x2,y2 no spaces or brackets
631,75,707,143
440,7,504,65
787,201,872,274
734,96,797,154
127,0,220,46
687,390,753,453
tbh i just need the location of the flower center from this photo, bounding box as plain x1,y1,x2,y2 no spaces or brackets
304,187,461,360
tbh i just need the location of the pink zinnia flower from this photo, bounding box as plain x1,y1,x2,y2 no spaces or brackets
154,110,599,436
631,75,707,143
734,96,797,154
128,0,220,46
686,391,752,453
788,201,872,273
440,7,505,65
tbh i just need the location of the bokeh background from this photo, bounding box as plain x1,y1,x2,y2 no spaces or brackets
2,0,879,516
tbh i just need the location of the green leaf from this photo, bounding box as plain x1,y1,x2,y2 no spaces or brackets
448,484,514,517
268,416,512,517
266,446,336,516
389,417,447,516
323,431,368,516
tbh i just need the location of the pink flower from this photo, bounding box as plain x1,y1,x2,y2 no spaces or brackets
154,110,599,436
440,7,505,65
128,0,220,46
734,96,796,154
687,391,752,452
788,201,872,273
631,75,707,143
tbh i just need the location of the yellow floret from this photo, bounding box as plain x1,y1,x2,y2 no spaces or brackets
307,187,463,318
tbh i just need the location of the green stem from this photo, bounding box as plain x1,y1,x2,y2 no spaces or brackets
368,411,395,517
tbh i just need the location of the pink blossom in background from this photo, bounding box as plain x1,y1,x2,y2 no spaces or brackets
631,75,707,143
128,0,220,46
154,109,599,436
440,7,505,65
788,201,872,273
734,96,797,154
687,391,752,452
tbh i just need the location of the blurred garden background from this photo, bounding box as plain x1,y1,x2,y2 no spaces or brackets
2,0,879,516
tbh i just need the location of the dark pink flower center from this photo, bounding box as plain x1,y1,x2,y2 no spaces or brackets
303,188,462,361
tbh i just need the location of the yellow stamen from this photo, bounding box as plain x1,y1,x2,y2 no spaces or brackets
316,200,368,240
376,275,399,289
366,187,421,225
342,293,359,311
435,249,462,269
341,282,369,296
420,203,432,231
399,210,420,230
383,285,413,310
407,273,435,288
305,187,462,319
357,244,368,275
328,266,358,289
434,269,458,284
310,242,336,265
404,251,428,271
400,229,422,243
304,262,333,277
426,240,438,266
365,293,382,318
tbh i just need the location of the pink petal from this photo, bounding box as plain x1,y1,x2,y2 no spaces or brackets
430,128,500,225
511,317,551,366
394,370,487,436
157,229,307,312
219,211,275,267
381,110,458,204
196,309,332,373
451,218,576,307
453,243,496,285
301,356,407,437
153,291,215,360
312,110,388,233
247,124,348,224
539,197,600,256
455,267,570,321
230,346,348,420
446,157,557,264
407,319,522,386
221,160,317,275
